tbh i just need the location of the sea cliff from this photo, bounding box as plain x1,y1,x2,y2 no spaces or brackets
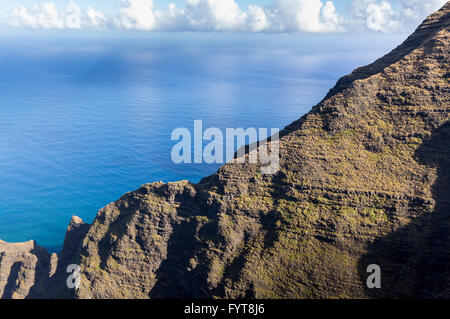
1,2,449,299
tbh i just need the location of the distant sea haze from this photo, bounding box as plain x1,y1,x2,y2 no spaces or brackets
0,32,405,251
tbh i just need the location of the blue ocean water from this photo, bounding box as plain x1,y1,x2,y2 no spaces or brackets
0,31,405,251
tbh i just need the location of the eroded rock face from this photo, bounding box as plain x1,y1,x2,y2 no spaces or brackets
0,2,449,299
77,181,200,298
0,215,90,299
0,240,50,299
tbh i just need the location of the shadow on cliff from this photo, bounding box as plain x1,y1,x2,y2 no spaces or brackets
1,262,22,299
148,190,213,298
26,221,89,299
148,218,203,298
1,245,52,299
358,122,450,298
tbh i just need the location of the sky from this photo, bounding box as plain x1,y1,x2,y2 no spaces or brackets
0,0,447,33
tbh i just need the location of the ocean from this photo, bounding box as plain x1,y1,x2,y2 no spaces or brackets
0,31,405,251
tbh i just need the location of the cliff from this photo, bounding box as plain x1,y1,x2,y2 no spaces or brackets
1,2,449,299
0,240,50,298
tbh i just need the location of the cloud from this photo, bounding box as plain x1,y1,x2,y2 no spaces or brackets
7,0,448,33
350,0,447,32
10,3,64,29
165,0,344,32
115,0,156,30
86,7,107,29
10,1,106,29
398,0,447,23
7,0,344,32
66,1,82,29
350,0,398,32
247,5,269,32
273,0,343,32
183,0,247,31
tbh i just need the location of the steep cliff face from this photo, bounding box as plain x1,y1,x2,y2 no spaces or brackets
1,3,449,299
0,240,50,299
0,216,89,299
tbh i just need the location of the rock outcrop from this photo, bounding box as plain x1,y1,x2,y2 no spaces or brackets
0,240,50,299
0,216,89,299
0,2,449,299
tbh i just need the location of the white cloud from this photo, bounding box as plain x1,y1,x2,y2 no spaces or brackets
10,1,106,29
398,0,447,23
350,0,447,33
273,0,344,32
183,0,247,31
371,2,398,32
322,1,341,30
247,5,269,32
86,7,107,29
115,0,156,30
66,1,82,29
365,1,398,32
10,3,64,29
153,3,186,31
7,0,448,33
